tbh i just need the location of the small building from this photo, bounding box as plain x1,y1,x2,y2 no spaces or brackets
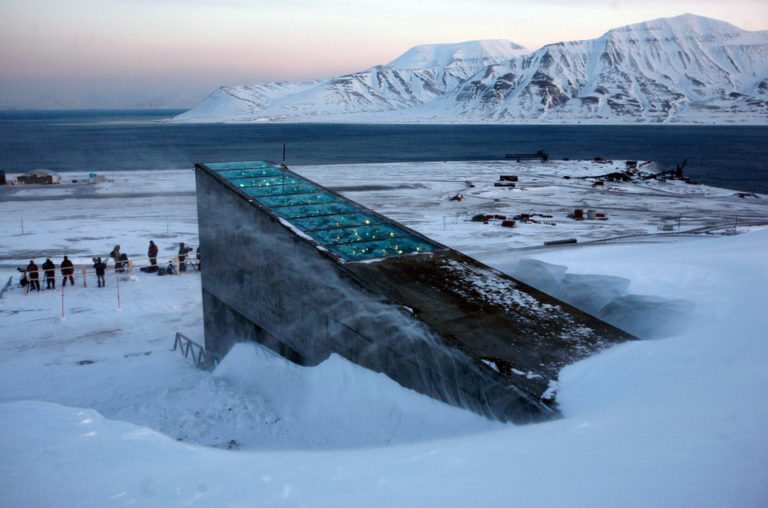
17,169,62,185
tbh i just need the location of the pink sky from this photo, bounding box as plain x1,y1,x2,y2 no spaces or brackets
1,0,766,109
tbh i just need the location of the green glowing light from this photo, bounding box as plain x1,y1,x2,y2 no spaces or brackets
206,160,441,261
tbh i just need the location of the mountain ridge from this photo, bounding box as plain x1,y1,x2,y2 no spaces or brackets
173,14,768,124
386,39,528,70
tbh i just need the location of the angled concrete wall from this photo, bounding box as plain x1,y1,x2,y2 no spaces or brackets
196,163,634,423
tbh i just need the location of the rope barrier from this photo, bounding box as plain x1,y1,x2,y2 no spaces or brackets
21,253,201,288
17,253,202,320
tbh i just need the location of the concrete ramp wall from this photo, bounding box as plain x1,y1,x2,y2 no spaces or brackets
196,161,635,423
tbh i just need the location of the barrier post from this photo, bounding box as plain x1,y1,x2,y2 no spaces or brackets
81,265,87,288
174,255,180,276
116,271,121,310
61,282,65,318
128,260,133,275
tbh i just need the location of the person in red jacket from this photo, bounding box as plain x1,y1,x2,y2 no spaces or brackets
26,260,40,291
148,240,159,271
61,256,75,286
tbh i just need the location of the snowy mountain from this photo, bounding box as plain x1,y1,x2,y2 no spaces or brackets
173,39,524,123
387,39,527,71
173,15,768,124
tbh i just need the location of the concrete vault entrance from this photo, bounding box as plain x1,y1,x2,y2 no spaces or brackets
195,161,634,423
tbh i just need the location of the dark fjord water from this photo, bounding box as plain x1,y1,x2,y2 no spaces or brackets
1,110,767,193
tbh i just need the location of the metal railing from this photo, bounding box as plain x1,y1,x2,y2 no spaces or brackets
172,332,216,369
19,253,197,294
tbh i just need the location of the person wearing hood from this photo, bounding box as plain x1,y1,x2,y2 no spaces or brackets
109,245,121,262
26,260,40,291
178,242,192,272
148,240,158,268
61,256,75,286
93,257,107,287
109,244,126,273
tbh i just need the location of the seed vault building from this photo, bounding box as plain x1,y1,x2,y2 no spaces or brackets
195,161,634,423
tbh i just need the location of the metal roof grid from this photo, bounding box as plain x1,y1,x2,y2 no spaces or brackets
202,160,442,261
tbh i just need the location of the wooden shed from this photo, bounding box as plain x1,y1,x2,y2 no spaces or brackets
17,169,62,185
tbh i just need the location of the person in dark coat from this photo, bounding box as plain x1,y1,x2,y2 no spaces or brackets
42,258,56,289
148,240,158,268
93,257,107,287
26,260,40,291
196,246,201,271
61,256,75,286
178,242,192,272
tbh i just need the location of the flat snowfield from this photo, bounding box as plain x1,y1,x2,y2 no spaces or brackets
1,160,767,507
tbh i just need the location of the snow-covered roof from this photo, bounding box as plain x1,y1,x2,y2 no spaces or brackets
21,169,62,182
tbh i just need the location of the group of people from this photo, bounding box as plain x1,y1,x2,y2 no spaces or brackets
22,250,115,292
22,256,75,291
21,240,201,293
142,240,199,274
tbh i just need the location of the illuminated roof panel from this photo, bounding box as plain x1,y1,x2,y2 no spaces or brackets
231,175,304,188
206,160,443,261
254,191,338,208
271,202,361,219
243,183,318,197
309,224,406,245
290,213,386,231
214,168,284,179
329,237,439,260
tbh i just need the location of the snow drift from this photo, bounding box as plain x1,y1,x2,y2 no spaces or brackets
2,229,767,506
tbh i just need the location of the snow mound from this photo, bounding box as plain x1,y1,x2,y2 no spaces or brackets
209,342,501,449
0,401,242,507
505,258,694,339
104,341,498,452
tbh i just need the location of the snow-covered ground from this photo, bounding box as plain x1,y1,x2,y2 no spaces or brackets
1,160,767,506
